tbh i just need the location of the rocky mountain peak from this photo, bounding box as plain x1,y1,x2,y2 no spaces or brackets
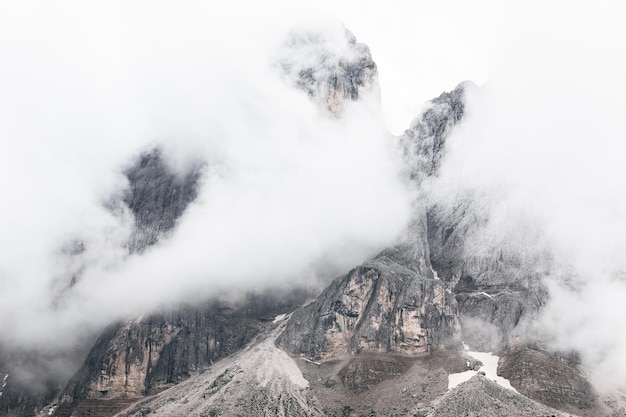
276,27,379,115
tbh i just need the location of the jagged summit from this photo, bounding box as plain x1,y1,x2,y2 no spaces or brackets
276,26,378,114
400,81,472,182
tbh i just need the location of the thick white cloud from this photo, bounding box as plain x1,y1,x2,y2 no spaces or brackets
2,0,626,389
430,0,626,387
0,1,414,350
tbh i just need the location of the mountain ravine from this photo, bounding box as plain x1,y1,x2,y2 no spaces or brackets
1,25,625,417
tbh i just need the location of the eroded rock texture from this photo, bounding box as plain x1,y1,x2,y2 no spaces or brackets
278,256,458,361
122,148,202,252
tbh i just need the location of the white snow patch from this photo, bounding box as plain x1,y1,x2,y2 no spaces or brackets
447,369,477,388
431,267,440,280
273,314,286,323
448,343,516,392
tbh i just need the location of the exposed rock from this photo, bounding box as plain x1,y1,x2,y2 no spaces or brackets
56,290,308,415
277,255,459,362
400,81,469,182
277,27,378,114
117,321,324,417
122,147,202,252
499,346,600,416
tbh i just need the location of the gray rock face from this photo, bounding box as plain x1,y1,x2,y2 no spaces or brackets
425,193,550,351
122,148,202,252
277,27,378,114
277,83,472,363
400,81,469,182
56,290,309,415
395,81,550,352
498,346,599,417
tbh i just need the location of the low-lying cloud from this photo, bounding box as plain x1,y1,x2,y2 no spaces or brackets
429,1,626,387
0,2,413,353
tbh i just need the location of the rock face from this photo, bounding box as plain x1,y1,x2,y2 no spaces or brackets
122,148,202,252
279,82,471,363
277,27,378,114
499,346,599,416
117,322,324,417
278,255,459,361
400,81,468,181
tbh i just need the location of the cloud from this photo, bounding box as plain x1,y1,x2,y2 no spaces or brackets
0,1,414,354
428,0,626,386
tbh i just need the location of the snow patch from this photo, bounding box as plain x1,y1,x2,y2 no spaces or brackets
273,314,286,323
431,267,440,280
448,343,516,392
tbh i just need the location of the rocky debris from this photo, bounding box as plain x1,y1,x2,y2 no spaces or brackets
116,322,324,417
415,373,574,417
498,346,600,416
338,352,416,393
276,27,378,114
57,289,310,415
277,255,459,362
295,349,466,416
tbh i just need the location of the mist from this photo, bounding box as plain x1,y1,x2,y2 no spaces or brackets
0,1,414,354
2,0,626,393
428,1,626,387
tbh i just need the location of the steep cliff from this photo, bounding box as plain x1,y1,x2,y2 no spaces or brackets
278,256,459,361
122,148,202,252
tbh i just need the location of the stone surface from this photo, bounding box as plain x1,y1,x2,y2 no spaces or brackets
122,147,203,252
277,255,459,361
498,346,599,416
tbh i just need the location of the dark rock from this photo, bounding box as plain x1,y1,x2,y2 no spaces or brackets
277,255,459,361
399,81,470,182
122,147,203,252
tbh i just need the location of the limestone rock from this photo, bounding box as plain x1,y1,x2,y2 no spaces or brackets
277,255,459,361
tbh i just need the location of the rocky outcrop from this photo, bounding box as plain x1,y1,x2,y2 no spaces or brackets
278,254,459,361
400,81,469,182
499,346,599,416
117,322,324,417
277,27,378,114
56,290,308,416
277,82,473,363
122,148,202,252
425,192,550,351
